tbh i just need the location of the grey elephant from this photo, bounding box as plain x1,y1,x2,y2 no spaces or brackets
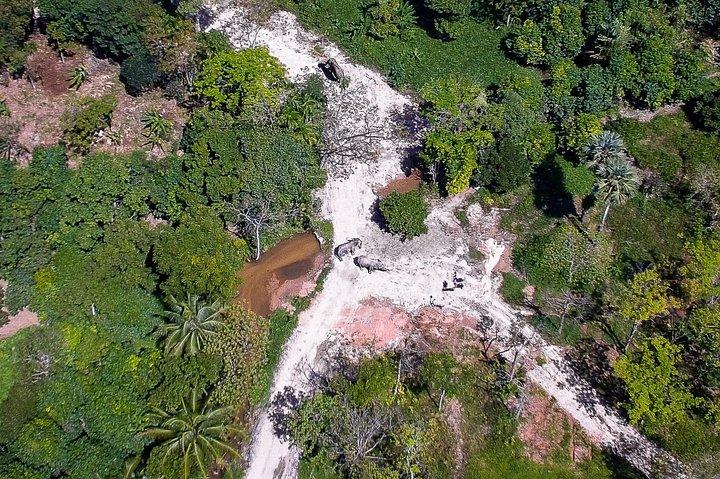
323,58,344,82
354,255,388,273
335,238,362,260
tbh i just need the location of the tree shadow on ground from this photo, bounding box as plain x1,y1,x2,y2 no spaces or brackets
532,156,575,218
562,338,627,414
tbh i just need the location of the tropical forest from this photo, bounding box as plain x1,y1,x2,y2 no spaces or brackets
0,0,719,478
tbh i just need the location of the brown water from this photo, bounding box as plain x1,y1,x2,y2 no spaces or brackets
236,232,323,316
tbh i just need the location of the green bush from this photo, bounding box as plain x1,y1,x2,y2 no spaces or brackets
120,49,160,94
500,272,525,306
0,0,34,74
379,190,429,238
154,206,249,299
693,87,720,135
193,48,286,116
556,156,595,197
61,95,117,154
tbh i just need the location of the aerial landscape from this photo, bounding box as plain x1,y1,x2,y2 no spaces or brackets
0,0,719,478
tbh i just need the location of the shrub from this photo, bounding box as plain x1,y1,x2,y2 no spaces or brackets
0,0,34,74
365,0,416,39
500,272,525,306
557,156,595,197
120,50,160,94
562,113,603,154
154,206,249,299
379,190,429,239
61,95,117,154
693,87,720,135
484,138,533,193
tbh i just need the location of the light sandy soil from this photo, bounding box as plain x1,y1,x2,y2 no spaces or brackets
208,6,689,479
0,281,39,340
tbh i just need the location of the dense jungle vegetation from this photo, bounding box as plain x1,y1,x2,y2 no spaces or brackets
0,0,326,477
0,0,719,477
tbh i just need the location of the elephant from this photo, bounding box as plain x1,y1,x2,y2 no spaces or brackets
335,238,362,260
354,255,388,273
322,58,344,82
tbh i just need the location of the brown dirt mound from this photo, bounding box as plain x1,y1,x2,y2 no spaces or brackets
375,168,422,198
236,232,325,316
337,298,412,349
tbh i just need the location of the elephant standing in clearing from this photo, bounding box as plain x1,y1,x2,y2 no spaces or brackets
354,255,388,273
335,238,362,261
322,58,344,82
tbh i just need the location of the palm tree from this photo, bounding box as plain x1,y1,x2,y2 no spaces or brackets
68,66,88,90
142,109,173,151
595,157,639,227
159,294,225,356
584,130,627,169
143,390,240,479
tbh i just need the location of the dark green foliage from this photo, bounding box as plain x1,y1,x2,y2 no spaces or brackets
154,206,249,299
0,0,34,74
120,49,160,94
38,0,165,60
500,272,526,305
379,190,429,238
693,86,720,135
423,0,473,39
483,138,533,193
61,95,117,154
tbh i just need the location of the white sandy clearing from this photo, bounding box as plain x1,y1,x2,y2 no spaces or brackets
208,6,689,479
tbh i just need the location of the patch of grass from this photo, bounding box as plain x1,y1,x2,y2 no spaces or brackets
612,112,720,181
500,272,525,306
454,207,469,227
255,308,298,403
290,0,523,91
468,245,486,263
530,314,583,347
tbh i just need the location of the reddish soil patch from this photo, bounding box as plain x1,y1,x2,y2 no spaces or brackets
518,387,592,465
0,308,39,339
0,35,185,164
337,298,412,349
337,300,479,353
236,232,325,316
375,168,422,198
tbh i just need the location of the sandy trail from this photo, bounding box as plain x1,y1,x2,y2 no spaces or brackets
208,7,688,479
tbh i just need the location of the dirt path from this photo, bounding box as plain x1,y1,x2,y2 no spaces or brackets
209,6,689,479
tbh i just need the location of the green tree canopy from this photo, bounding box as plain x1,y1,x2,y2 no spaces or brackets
379,190,429,239
193,48,286,116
